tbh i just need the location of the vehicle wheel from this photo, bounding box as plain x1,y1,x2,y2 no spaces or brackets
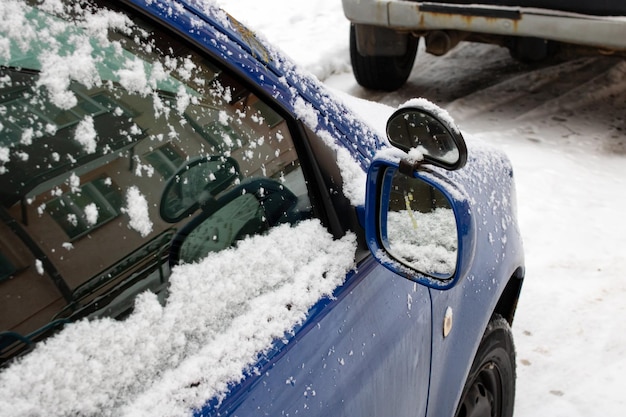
349,25,418,91
455,315,516,417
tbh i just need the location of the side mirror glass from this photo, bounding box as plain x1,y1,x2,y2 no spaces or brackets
160,156,240,223
382,170,458,278
386,106,467,170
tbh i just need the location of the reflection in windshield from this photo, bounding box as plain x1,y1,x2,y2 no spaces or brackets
0,1,312,364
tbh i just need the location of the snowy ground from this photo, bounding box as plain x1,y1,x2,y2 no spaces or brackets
215,1,626,415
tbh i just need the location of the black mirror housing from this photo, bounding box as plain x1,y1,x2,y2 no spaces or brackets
386,101,467,171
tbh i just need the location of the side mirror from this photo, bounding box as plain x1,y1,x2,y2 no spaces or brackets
386,105,467,171
160,156,240,223
364,158,474,289
383,171,457,278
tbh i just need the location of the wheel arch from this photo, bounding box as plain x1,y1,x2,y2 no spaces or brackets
493,267,525,326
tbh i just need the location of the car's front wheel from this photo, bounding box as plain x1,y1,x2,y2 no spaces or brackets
349,25,418,91
455,315,516,417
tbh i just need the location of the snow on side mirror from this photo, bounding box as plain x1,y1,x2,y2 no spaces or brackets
386,103,467,171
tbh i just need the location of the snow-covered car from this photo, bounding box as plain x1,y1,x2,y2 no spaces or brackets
0,0,524,416
343,0,626,90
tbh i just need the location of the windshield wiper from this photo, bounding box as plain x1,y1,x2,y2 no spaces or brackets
0,205,73,302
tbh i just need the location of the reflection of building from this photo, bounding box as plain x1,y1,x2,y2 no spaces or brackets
0,49,304,362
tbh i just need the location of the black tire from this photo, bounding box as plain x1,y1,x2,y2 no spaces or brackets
349,25,418,91
455,315,516,417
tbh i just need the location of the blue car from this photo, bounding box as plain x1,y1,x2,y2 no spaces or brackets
0,1,524,416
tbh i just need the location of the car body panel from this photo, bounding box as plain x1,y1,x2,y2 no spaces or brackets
362,138,523,417
123,2,525,414
415,0,626,16
343,0,626,51
422,146,524,417
124,5,434,416
203,258,432,417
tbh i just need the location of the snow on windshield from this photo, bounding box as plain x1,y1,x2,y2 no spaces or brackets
0,220,357,416
0,1,359,415
123,186,153,237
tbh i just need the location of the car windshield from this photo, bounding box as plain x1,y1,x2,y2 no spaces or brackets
0,1,314,364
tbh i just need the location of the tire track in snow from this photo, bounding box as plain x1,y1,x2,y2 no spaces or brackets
445,55,626,155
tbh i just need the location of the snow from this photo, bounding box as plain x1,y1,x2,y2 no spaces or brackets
214,0,626,415
38,43,101,109
123,186,153,238
316,128,367,206
387,208,457,275
0,6,359,416
0,0,624,415
292,96,319,129
84,203,99,226
116,57,150,95
74,116,98,154
335,145,367,206
0,220,356,417
399,97,461,135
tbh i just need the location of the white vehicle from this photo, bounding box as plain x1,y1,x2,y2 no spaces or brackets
342,0,626,90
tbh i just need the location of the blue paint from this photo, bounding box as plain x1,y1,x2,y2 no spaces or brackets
123,1,525,416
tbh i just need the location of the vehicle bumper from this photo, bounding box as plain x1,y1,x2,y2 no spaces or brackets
342,0,626,50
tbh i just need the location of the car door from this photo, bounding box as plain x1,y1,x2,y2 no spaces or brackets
207,257,432,417
0,1,433,416
126,3,434,414
190,57,434,417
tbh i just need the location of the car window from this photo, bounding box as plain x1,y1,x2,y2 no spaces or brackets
0,2,314,363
